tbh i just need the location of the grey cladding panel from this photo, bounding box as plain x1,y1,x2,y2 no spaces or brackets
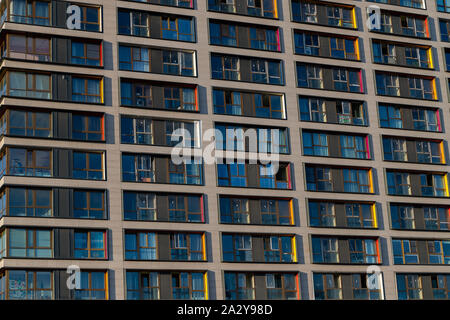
155,157,168,183
150,15,162,39
151,49,163,74
158,233,170,260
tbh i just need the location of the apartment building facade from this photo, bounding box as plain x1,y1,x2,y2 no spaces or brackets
0,0,449,300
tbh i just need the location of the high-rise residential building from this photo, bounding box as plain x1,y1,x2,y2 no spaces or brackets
0,0,448,300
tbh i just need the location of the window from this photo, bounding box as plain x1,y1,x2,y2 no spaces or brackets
305,166,332,191
217,163,247,187
379,105,403,129
168,195,203,222
224,272,255,300
340,135,367,159
296,64,322,88
78,5,101,32
8,187,51,217
125,232,157,260
168,160,202,185
308,201,336,227
311,237,339,263
343,169,371,193
299,97,326,122
405,47,429,68
327,6,353,28
352,274,382,300
219,197,249,224
372,41,396,64
6,72,50,99
409,77,433,100
349,239,378,263
250,59,283,84
118,10,150,36
313,274,342,300
72,114,103,141
379,13,392,33
266,273,298,300
161,16,194,42
8,110,51,138
162,50,195,76
330,38,357,60
292,1,318,23
337,101,365,125
213,89,242,115
302,132,328,157
74,231,106,259
9,0,50,26
208,0,237,14
120,81,152,108
393,239,419,264
431,275,450,299
8,148,51,177
8,34,50,61
424,207,450,230
73,152,104,180
261,199,292,225
73,271,106,300
294,32,319,56
397,274,422,300
8,228,52,258
6,270,52,300
171,272,206,300
211,54,240,80
249,28,279,51
438,0,450,12
383,137,407,161
164,87,196,111
412,108,439,131
119,46,150,72
420,174,447,197
376,73,399,96
126,271,160,300
416,141,442,163
390,205,415,229
345,203,375,228
252,93,284,119
263,236,294,262
386,171,411,195
401,16,426,38
73,190,105,219
123,192,156,221
72,77,102,103
210,22,237,46
121,116,153,145
121,154,154,182
170,233,204,261
165,121,197,148
259,163,290,189
71,42,101,66
222,234,252,262
440,19,450,42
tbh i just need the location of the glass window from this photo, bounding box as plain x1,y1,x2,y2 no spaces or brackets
8,72,50,99
121,116,153,145
308,201,336,227
170,233,204,261
7,270,52,300
126,271,160,300
313,273,342,300
74,231,106,259
79,5,101,32
8,34,50,61
9,228,52,258
9,0,50,26
73,272,106,300
8,110,51,138
305,166,332,191
299,97,326,122
71,42,101,66
311,237,338,263
8,148,51,177
121,153,154,183
224,272,255,300
8,187,51,217
125,232,157,260
72,114,103,141
73,152,103,180
73,190,105,219
396,274,422,300
72,77,102,103
386,171,411,195
393,239,419,264
161,16,194,42
222,234,252,262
